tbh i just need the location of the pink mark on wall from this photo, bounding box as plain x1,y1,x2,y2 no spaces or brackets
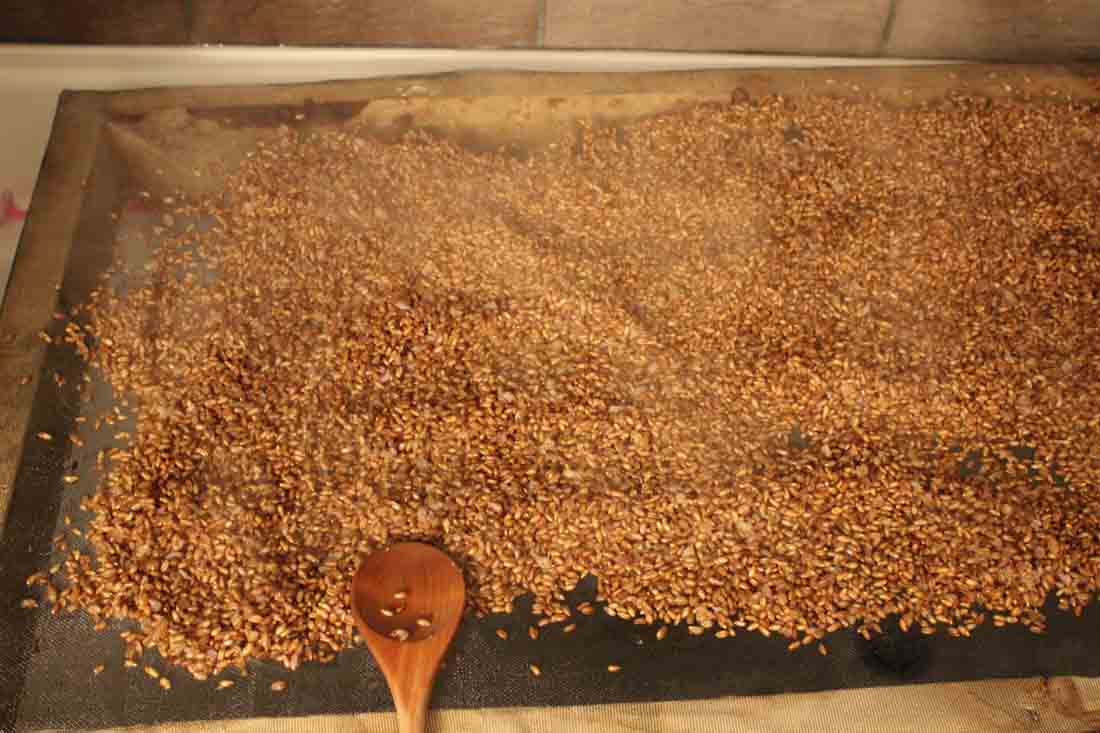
2,190,27,225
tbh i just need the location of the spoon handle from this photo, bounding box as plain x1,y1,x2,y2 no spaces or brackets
396,696,428,733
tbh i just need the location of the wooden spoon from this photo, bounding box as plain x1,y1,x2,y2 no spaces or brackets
350,542,466,733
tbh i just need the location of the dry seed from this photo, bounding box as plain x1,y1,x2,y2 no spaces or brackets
379,608,395,617
144,666,160,679
124,661,137,669
160,677,172,690
63,475,79,484
688,626,704,636
20,599,38,609
607,664,622,673
416,617,432,628
393,590,408,601
495,629,509,640
218,680,235,689
529,664,541,677
389,629,410,641
36,432,52,441
93,665,105,676
563,623,577,634
528,625,539,640
656,626,668,641
49,96,1100,680
271,681,287,692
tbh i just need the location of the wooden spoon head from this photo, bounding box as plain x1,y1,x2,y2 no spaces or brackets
350,542,465,726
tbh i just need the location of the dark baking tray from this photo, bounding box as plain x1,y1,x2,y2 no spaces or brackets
2,66,1100,732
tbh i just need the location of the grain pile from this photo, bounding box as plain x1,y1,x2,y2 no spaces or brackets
47,92,1100,678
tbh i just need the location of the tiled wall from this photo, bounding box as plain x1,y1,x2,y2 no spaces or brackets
4,0,1099,60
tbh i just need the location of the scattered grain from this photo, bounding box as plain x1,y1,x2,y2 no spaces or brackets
46,93,1100,679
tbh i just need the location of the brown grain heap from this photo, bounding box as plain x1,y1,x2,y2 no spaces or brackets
51,92,1100,678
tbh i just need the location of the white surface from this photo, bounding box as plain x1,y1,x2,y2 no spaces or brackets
0,44,946,302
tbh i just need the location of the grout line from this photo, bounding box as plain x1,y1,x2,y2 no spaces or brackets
877,0,900,56
535,0,547,47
